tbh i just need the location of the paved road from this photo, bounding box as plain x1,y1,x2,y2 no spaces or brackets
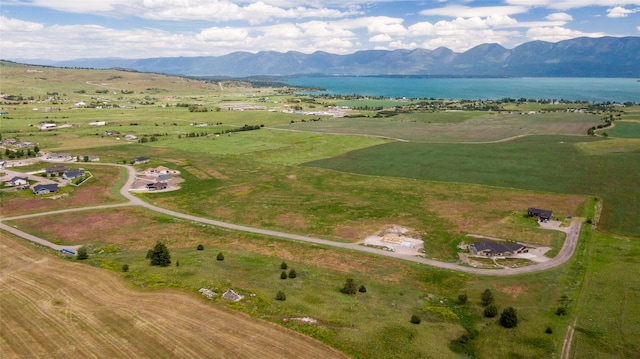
0,162,582,275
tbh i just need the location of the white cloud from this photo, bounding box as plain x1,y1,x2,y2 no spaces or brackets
0,16,45,32
526,26,605,42
607,6,639,18
369,34,392,42
420,5,529,17
545,12,573,21
197,27,249,41
506,0,640,11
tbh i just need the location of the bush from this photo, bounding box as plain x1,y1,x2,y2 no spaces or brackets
148,242,171,267
410,314,421,324
122,264,129,272
457,293,468,305
358,285,367,293
216,252,224,261
288,269,297,278
556,307,567,316
176,260,180,267
280,261,288,270
276,290,286,301
484,304,498,318
545,326,553,334
280,271,288,280
481,289,494,306
340,278,357,295
500,307,518,328
197,244,204,251
76,247,88,260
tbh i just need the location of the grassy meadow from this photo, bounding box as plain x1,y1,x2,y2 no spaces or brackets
2,61,640,358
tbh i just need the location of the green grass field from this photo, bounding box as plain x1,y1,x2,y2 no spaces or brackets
606,120,640,138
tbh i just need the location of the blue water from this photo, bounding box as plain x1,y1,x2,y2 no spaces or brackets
284,77,640,103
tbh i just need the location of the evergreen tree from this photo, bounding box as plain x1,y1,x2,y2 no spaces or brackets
500,307,518,328
149,242,171,267
341,278,357,295
410,314,421,324
280,261,288,270
276,290,286,301
481,289,494,306
216,252,224,261
280,271,288,280
288,269,297,279
484,304,498,318
358,285,367,293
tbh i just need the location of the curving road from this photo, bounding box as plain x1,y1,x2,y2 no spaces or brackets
0,162,581,276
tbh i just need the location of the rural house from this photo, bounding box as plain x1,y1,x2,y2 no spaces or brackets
32,183,59,195
62,169,85,180
470,241,528,257
6,177,28,187
134,156,150,164
528,208,553,221
46,164,68,176
46,153,71,161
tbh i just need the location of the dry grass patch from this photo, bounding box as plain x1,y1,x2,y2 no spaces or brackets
494,284,527,298
0,233,348,359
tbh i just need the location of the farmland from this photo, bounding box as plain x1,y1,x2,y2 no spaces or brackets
1,61,640,358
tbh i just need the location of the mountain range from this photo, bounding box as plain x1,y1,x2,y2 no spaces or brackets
30,36,640,77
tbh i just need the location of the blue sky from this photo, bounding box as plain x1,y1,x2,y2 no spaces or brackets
1,0,639,60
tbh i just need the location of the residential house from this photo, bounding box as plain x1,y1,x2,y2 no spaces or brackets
6,177,28,186
146,182,168,190
134,157,150,164
528,208,553,221
46,164,68,176
46,153,72,161
470,242,528,257
63,169,85,180
32,183,59,195
156,173,172,182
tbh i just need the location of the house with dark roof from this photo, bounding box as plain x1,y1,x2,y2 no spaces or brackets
156,173,172,182
134,156,150,164
62,169,85,180
470,241,528,257
46,164,68,176
32,183,59,195
528,208,553,221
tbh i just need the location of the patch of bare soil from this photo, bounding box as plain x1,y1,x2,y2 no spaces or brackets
362,225,424,255
494,284,527,298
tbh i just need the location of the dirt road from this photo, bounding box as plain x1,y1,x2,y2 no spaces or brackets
0,163,582,276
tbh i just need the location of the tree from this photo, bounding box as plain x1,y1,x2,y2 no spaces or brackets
176,260,180,267
484,304,498,318
76,247,88,260
481,289,494,306
148,242,171,267
410,314,421,324
122,264,129,272
457,293,468,305
276,290,286,301
216,252,224,261
280,271,287,280
358,285,367,293
288,269,297,279
500,307,518,328
341,278,357,295
197,244,204,251
556,307,567,316
545,326,553,334
280,261,288,270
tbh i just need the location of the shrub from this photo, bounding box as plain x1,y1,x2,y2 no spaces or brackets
484,304,498,318
197,244,204,251
457,293,468,305
176,260,180,267
358,285,367,293
280,261,288,270
216,252,224,261
410,315,421,324
556,307,567,316
276,290,286,301
288,269,297,278
122,264,129,272
500,307,518,328
76,247,88,260
280,271,287,280
481,289,494,306
341,278,357,295
545,326,553,334
148,242,171,267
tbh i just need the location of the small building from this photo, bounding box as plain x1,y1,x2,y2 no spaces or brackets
33,183,59,195
77,154,100,162
134,157,150,164
6,177,28,186
125,134,138,140
46,153,72,161
46,164,68,175
63,169,85,180
528,208,553,221
147,182,168,191
470,241,528,257
157,173,172,182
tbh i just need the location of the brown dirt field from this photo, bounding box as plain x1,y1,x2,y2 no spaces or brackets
0,233,349,359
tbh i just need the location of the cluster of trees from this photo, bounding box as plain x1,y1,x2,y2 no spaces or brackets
588,114,615,136
340,278,366,295
3,147,39,159
220,124,263,134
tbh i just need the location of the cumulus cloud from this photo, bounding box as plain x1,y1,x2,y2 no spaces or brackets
526,26,604,42
420,5,529,17
545,12,573,21
607,6,639,18
0,16,45,32
507,0,640,11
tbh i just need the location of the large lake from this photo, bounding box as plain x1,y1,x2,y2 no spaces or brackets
284,77,640,103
